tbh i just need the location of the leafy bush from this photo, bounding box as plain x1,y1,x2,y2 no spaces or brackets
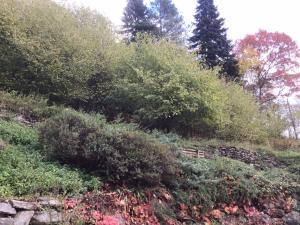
39,110,178,185
263,106,288,139
109,36,225,136
175,155,299,210
0,145,101,197
0,91,62,121
102,36,268,142
217,83,267,143
176,157,261,210
0,0,115,106
0,120,38,145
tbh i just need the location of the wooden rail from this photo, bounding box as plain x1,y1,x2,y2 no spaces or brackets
182,148,205,158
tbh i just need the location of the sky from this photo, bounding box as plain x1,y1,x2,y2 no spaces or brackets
56,0,300,45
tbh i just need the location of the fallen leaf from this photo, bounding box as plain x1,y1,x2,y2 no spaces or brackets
211,209,222,219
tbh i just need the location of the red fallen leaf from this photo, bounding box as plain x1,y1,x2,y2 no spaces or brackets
166,218,178,225
210,209,222,219
98,215,120,225
224,205,238,214
163,192,172,201
285,197,294,212
64,198,77,209
130,197,138,205
91,210,102,221
202,216,211,225
179,203,188,211
244,205,260,217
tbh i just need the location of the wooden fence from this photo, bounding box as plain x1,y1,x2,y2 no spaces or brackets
181,148,205,158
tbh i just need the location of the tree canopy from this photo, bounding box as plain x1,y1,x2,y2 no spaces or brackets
235,30,300,105
150,0,185,42
189,0,239,79
122,0,155,41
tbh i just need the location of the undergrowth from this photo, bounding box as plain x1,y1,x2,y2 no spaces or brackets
0,119,101,197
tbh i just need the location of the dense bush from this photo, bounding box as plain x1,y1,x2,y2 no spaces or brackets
0,91,62,121
0,0,275,142
0,0,115,106
109,36,224,136
176,156,299,210
0,145,101,197
0,0,272,142
0,119,38,145
217,83,268,143
39,110,178,185
102,36,267,142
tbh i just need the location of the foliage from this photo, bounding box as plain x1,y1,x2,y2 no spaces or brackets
189,0,239,79
100,36,268,141
217,83,268,142
39,110,178,185
176,155,299,211
0,119,38,145
0,144,101,197
0,0,115,106
0,91,62,121
110,36,225,136
235,30,300,105
283,101,300,139
122,0,156,41
262,105,288,139
176,157,261,210
150,0,185,42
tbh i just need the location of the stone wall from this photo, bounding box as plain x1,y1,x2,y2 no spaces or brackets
0,197,63,225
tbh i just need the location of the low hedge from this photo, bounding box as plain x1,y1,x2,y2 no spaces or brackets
39,110,178,185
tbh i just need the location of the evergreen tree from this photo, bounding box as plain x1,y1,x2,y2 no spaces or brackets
122,0,155,41
150,0,185,42
189,0,239,79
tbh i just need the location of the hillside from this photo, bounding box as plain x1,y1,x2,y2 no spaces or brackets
0,92,299,224
0,0,300,225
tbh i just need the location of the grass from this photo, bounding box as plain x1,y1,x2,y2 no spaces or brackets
0,91,299,219
0,90,62,121
0,119,38,145
0,119,101,198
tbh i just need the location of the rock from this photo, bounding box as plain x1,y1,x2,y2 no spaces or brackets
283,211,300,225
0,218,14,225
31,210,62,224
38,197,62,209
0,202,16,215
10,200,37,210
266,208,285,218
13,211,34,225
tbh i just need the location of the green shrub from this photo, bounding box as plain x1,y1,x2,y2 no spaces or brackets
217,83,267,143
0,0,115,106
0,120,38,145
263,106,287,139
0,145,101,197
39,110,178,185
109,36,224,136
105,36,268,142
176,157,261,210
175,156,300,210
0,91,62,121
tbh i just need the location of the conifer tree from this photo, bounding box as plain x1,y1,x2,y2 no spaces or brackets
122,0,155,41
189,0,239,79
150,0,185,42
